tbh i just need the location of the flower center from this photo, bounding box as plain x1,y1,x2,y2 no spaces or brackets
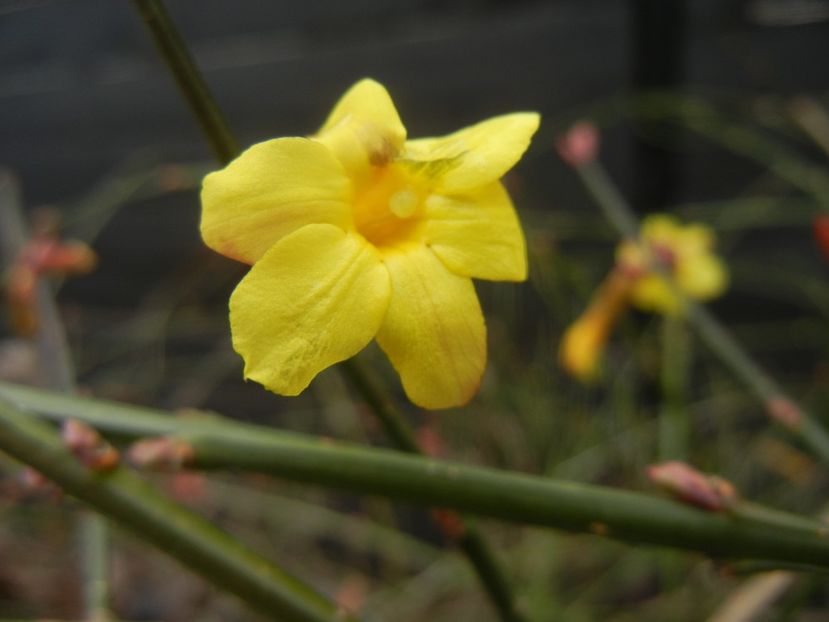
353,164,423,248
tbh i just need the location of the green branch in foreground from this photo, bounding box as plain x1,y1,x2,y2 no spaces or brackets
3,382,829,568
574,159,829,465
0,396,357,622
153,432,829,567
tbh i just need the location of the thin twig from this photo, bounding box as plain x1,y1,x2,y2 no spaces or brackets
131,0,238,164
659,315,691,461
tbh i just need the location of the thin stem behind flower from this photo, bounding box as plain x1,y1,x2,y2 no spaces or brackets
132,0,238,164
659,315,691,461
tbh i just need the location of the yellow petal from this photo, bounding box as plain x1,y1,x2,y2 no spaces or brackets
559,269,632,381
230,224,390,395
315,79,407,179
376,246,486,409
676,223,714,253
420,182,527,281
201,138,352,264
630,275,681,315
640,214,682,244
615,239,648,272
676,254,727,300
403,112,540,192
560,317,605,382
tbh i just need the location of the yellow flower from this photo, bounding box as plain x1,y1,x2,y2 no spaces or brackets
616,214,728,314
200,79,539,409
559,269,631,381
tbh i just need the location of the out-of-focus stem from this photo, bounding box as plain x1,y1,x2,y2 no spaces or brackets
131,0,238,164
80,514,110,622
608,93,829,211
659,315,690,461
339,359,419,453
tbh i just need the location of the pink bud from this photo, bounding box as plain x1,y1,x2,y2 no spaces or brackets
647,461,737,511
768,397,802,430
128,437,195,470
61,419,119,472
556,121,600,167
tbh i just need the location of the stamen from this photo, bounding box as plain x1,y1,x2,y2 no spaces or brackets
389,189,419,218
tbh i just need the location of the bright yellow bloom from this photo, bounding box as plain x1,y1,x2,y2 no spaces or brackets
201,79,539,409
616,214,728,314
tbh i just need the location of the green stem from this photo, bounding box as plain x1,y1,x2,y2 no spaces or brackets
128,2,523,618
659,315,691,461
678,104,829,212
131,0,238,164
180,425,829,566
456,524,523,622
342,355,521,621
4,383,829,568
575,160,829,465
593,93,829,211
340,359,419,453
80,514,110,622
0,398,357,622
0,380,222,437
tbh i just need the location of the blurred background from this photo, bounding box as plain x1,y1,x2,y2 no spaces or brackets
1,0,829,620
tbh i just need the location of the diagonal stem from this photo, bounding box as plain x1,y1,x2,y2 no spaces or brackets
129,3,524,619
132,0,238,164
0,397,358,622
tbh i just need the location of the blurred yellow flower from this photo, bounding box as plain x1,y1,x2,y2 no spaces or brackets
200,79,539,409
560,214,726,381
616,214,727,315
559,270,630,381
